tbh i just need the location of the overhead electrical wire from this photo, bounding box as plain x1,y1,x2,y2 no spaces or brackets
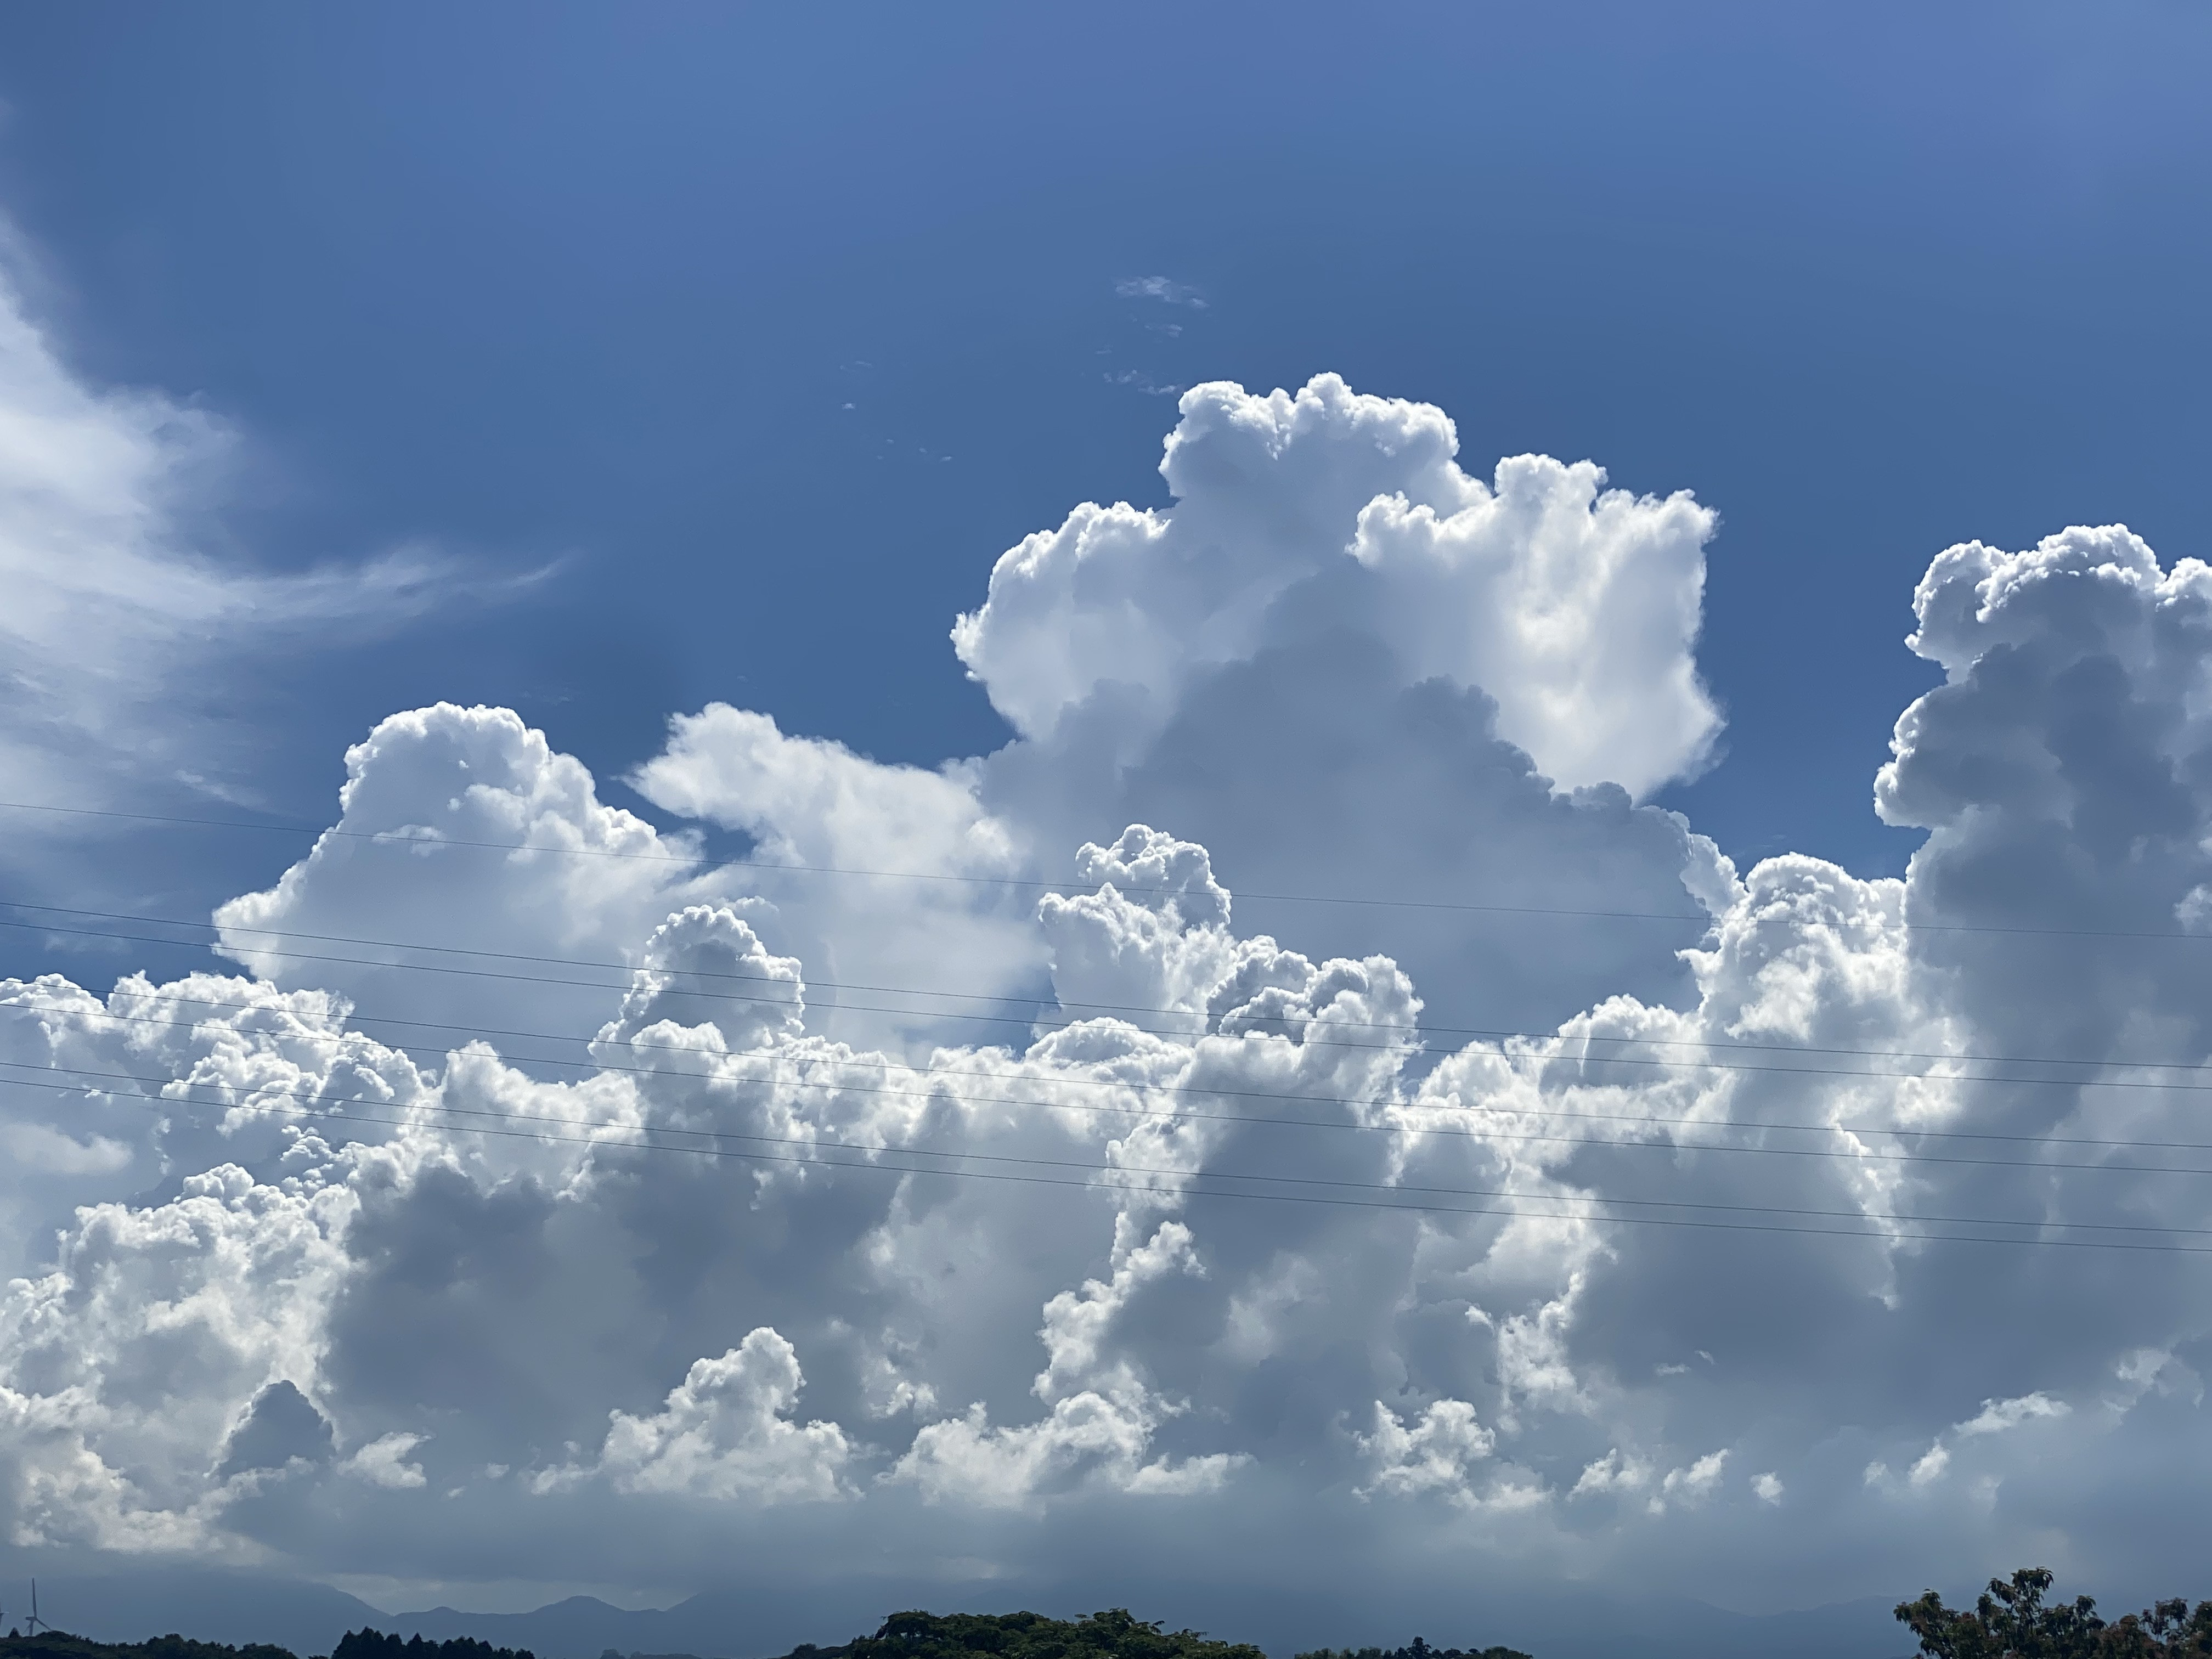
10,909,2212,1198
13,909,2212,1094
15,1041,2212,1178
10,1058,2212,1254
5,797,2212,941
30,986,2212,1158
0,800,1720,917
7,809,2212,1246
15,899,2212,1076
4,968,2209,1250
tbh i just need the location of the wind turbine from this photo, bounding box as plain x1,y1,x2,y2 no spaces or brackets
24,1579,47,1635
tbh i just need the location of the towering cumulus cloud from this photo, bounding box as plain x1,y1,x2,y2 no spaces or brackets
2,376,2208,1637
630,375,1731,1042
951,375,1718,799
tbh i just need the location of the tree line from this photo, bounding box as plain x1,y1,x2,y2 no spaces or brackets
1898,1568,2212,1657
5,1571,2210,1659
0,1632,533,1659
0,1612,1520,1659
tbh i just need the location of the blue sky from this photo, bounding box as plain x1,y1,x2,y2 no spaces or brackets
2,5,2212,1650
4,1,2203,886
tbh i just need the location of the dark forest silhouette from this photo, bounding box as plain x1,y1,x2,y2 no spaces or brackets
0,1611,1520,1659
6,1572,2211,1659
1897,1569,2212,1657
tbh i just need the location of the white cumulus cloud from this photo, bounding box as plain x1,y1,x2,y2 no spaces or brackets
578,1329,851,1502
4,363,2212,1630
345,1432,430,1490
952,374,1717,798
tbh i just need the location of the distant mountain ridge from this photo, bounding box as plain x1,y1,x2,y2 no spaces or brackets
0,1629,541,1659
4,1572,1905,1659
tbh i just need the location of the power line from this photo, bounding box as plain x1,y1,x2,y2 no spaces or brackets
0,799,1709,918
9,797,2212,941
16,909,2212,1103
15,898,2212,1075
64,999,2112,1154
27,1061,2212,1254
40,986,2212,1155
17,1046,2212,1178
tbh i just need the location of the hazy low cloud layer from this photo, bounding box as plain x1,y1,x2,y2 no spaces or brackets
3,374,2209,1623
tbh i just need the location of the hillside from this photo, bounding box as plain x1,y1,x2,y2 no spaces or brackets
0,1613,1529,1659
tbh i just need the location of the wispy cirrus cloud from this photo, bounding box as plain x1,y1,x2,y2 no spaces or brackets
1114,275,1206,308
0,228,534,830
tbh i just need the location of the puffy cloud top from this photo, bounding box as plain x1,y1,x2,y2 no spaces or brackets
952,374,1719,798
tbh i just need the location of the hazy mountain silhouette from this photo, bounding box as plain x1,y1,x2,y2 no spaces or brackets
8,1573,1905,1659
